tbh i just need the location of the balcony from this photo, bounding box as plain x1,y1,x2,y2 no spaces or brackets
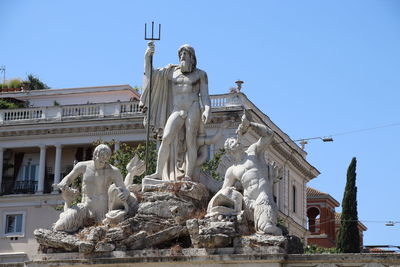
1,180,38,195
0,93,243,125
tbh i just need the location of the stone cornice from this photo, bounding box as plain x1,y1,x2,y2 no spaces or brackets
0,110,240,137
272,142,318,181
0,122,145,139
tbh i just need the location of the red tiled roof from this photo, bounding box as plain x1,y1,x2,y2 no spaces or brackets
307,187,340,207
335,212,367,231
307,187,329,197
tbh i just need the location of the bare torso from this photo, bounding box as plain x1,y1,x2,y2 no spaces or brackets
227,147,270,201
80,161,115,221
171,68,201,111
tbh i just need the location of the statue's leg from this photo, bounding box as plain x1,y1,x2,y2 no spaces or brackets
254,195,282,236
146,111,184,180
53,203,89,233
184,104,201,179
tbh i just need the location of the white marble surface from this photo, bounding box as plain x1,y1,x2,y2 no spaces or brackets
140,42,211,181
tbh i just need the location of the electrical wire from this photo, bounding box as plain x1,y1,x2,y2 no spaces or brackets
309,217,400,227
295,122,400,143
329,122,400,138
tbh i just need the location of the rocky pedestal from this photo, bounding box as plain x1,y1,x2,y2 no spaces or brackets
35,181,302,254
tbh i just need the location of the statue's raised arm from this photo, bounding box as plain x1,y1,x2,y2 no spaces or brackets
237,114,274,155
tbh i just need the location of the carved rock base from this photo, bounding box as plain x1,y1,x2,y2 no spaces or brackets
35,181,301,254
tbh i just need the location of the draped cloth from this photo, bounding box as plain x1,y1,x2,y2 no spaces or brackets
140,64,186,181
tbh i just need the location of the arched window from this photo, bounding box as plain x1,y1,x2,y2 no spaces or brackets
307,207,320,233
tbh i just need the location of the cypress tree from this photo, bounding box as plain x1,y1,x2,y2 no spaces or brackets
336,157,360,253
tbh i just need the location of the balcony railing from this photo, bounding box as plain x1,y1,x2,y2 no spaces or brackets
1,180,38,195
0,94,243,125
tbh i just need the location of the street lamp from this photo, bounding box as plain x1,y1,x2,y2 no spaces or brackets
298,136,334,149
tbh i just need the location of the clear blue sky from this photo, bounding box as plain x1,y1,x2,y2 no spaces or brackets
1,0,400,247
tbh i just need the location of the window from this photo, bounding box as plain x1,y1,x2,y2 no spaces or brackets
21,164,39,181
292,185,297,213
3,212,25,237
207,145,212,161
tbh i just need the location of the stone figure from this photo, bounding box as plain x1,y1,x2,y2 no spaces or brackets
210,114,282,235
53,144,142,232
140,41,211,181
104,155,146,224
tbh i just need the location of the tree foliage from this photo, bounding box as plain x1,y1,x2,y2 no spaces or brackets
336,157,360,253
201,148,225,181
0,74,49,91
0,74,50,110
26,74,50,90
0,99,25,109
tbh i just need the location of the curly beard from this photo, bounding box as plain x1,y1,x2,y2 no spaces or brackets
179,59,193,73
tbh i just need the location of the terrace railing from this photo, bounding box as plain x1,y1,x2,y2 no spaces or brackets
0,94,243,125
1,180,38,195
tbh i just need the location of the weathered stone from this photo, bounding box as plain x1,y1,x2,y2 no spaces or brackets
128,214,175,234
114,244,127,251
234,234,287,249
95,242,115,252
186,218,235,248
197,233,232,248
121,231,147,248
105,225,131,242
119,231,147,250
142,181,209,205
86,226,106,242
78,242,95,254
145,226,188,247
138,192,195,219
186,219,200,247
199,221,237,236
176,181,209,202
34,228,94,253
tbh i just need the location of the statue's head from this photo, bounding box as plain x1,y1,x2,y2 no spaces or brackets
178,44,197,73
93,144,112,166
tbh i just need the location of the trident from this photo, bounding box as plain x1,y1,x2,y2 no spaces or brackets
144,21,161,175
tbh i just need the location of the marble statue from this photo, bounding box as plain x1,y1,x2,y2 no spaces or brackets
209,114,282,235
53,144,144,232
140,41,211,181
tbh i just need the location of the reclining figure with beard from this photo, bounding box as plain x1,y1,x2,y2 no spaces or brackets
208,114,282,236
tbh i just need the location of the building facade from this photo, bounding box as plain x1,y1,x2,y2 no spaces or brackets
0,85,319,259
306,187,367,248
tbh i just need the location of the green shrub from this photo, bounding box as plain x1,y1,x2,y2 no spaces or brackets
8,78,22,88
0,99,25,109
304,244,337,254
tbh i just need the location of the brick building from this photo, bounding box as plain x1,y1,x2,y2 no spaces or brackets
306,187,367,248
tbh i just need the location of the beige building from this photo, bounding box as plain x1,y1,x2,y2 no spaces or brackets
0,85,319,260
